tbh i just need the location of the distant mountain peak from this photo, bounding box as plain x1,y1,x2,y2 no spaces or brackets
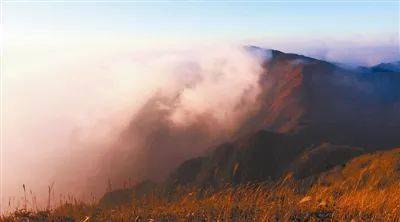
370,61,400,73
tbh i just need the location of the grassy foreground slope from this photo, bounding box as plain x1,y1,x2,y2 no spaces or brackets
3,148,400,221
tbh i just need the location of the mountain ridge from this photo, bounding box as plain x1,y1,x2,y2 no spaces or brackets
162,47,400,190
100,47,400,205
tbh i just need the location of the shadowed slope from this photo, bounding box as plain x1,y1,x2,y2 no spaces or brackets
164,48,400,190
240,48,400,149
97,48,400,198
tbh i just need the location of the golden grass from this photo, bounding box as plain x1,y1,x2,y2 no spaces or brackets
3,149,400,221
2,180,399,221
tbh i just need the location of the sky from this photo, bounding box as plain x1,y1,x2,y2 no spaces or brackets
3,1,399,49
1,0,399,212
3,1,399,65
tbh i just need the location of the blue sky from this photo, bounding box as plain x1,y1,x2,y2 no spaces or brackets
4,1,399,43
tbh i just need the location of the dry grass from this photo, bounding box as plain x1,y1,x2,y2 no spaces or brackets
3,149,400,221
2,181,399,221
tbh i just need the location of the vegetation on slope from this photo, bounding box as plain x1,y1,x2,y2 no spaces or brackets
3,148,400,221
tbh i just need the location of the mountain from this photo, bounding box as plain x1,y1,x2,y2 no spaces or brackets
101,48,400,203
315,147,400,190
165,131,309,189
32,147,400,221
287,143,364,179
165,132,365,190
164,47,400,189
239,47,400,149
370,61,400,73
98,180,157,207
98,145,400,218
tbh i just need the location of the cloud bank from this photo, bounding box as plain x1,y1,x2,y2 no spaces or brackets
3,43,265,209
3,36,398,209
252,34,399,66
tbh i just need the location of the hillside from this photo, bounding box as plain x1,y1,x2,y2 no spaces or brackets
87,49,400,220
161,48,400,191
370,61,400,73
240,47,400,149
90,147,400,221
98,48,400,194
3,48,400,221
165,131,366,191
5,147,400,221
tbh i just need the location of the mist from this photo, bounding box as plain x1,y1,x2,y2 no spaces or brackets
83,45,268,195
253,34,400,66
2,43,265,210
3,36,398,210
